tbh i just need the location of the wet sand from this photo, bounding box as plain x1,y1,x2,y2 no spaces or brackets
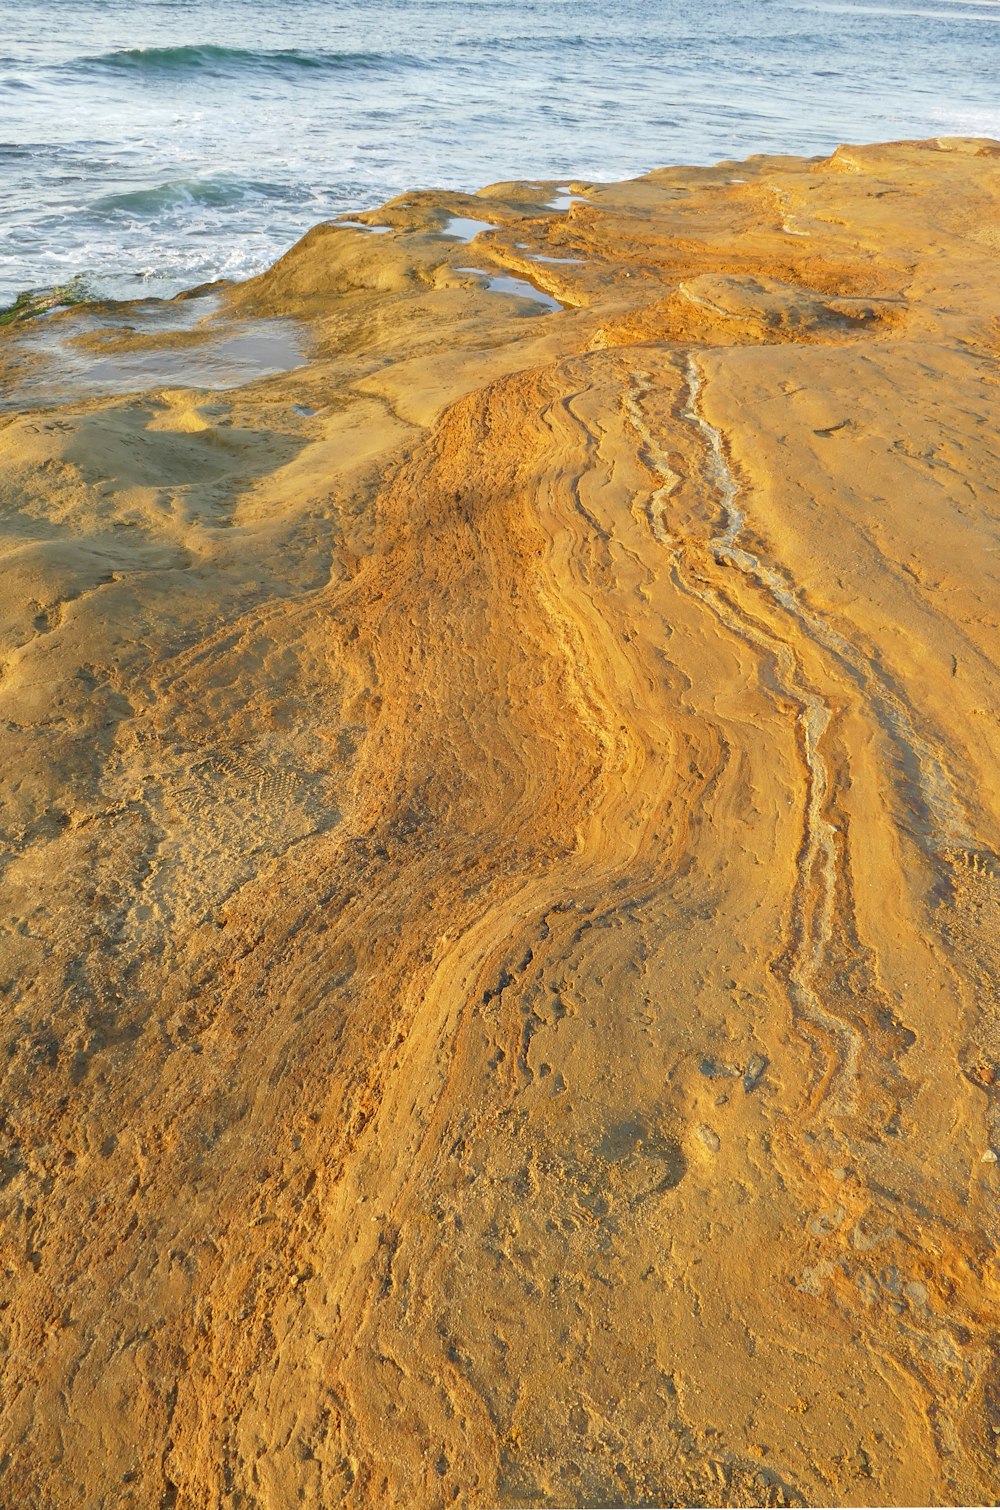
0,137,998,1508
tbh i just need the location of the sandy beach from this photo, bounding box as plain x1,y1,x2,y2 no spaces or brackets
1,136,999,1507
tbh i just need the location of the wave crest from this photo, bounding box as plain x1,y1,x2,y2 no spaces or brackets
91,176,301,216
77,43,411,77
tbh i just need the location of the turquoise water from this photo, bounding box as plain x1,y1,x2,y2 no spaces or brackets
2,0,999,303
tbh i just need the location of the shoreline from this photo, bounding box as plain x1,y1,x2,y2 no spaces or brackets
1,136,999,1508
4,132,997,410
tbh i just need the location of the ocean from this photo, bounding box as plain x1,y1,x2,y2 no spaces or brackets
2,0,999,305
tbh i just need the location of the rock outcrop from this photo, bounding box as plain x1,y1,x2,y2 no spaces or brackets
0,137,998,1507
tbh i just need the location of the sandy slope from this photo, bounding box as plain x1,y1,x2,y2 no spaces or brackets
0,138,998,1508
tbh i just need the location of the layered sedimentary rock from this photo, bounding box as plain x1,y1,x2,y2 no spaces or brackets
0,138,998,1508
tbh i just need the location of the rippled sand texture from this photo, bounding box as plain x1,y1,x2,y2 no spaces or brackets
1,138,999,1508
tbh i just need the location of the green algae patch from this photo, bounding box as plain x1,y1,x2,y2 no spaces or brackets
0,277,91,329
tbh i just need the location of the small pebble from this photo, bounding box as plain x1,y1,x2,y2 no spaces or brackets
743,1052,769,1093
696,1124,721,1153
699,1057,738,1079
982,1149,997,1164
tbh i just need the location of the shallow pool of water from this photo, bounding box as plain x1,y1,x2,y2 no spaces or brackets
2,296,307,409
441,216,497,242
334,220,393,235
456,268,563,313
